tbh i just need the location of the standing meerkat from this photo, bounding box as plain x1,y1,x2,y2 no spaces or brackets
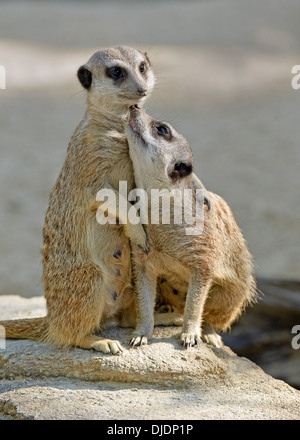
125,107,257,348
0,47,155,354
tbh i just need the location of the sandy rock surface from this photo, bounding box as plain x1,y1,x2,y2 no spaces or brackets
0,295,299,420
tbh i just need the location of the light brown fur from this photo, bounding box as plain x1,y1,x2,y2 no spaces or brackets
126,108,257,348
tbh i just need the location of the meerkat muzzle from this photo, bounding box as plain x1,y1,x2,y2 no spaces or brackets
127,110,146,147
128,106,141,132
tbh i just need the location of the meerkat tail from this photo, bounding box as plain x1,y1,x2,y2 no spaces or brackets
0,317,47,341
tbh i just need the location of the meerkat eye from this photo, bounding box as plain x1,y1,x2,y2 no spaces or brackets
156,125,169,136
106,66,125,80
139,62,146,74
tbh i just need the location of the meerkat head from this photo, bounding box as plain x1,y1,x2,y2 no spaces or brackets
126,107,193,191
77,46,155,116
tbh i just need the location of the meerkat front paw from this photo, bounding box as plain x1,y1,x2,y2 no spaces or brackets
135,225,150,254
138,237,150,255
124,223,150,254
130,335,148,347
180,330,201,348
130,324,152,347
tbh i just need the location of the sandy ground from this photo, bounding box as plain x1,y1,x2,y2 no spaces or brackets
0,0,300,297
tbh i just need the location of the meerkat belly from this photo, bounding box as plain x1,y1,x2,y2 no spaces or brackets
80,154,136,319
87,212,132,315
145,250,190,314
148,249,191,284
149,223,198,268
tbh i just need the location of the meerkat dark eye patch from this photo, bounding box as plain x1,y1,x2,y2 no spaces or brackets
106,66,126,81
169,162,193,180
77,66,92,89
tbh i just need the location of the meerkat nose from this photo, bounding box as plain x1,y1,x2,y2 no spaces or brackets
137,88,147,96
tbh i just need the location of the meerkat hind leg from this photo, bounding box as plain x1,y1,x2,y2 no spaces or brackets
45,262,124,355
181,274,211,348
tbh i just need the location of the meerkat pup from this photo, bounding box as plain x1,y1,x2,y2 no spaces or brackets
125,107,257,349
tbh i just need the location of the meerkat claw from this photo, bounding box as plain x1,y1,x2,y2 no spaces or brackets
130,335,148,347
181,332,201,349
204,196,211,210
138,241,150,254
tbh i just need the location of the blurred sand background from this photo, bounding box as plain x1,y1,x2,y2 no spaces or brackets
0,0,300,298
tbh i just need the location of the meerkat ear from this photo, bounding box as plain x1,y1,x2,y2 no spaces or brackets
77,65,92,89
144,52,151,65
169,162,193,180
138,50,151,65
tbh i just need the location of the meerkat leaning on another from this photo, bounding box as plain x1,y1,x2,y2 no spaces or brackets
0,47,206,354
125,107,257,349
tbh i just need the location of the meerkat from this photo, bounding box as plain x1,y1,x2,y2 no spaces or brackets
125,107,257,349
0,47,207,354
0,47,153,354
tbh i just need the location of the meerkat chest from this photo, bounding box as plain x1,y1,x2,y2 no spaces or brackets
108,156,135,192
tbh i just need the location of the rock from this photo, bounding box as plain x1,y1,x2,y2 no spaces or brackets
0,295,300,420
223,279,300,389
